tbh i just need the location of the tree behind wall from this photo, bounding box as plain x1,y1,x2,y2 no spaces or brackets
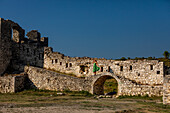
163,51,170,59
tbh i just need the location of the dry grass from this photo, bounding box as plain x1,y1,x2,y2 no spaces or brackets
0,90,169,113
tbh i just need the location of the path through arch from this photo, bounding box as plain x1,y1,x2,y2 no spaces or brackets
90,72,121,96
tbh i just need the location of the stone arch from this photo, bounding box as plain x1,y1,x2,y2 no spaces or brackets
90,72,122,96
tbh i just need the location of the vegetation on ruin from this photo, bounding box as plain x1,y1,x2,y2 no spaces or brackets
115,51,170,67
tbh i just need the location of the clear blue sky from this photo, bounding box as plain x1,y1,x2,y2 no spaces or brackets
0,0,170,59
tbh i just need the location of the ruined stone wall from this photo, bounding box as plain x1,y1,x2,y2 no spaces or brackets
0,74,26,93
0,75,14,93
24,66,162,96
44,47,164,86
14,74,27,92
0,18,12,75
120,80,163,96
89,73,162,96
25,66,90,91
163,75,170,104
0,18,165,98
0,18,48,75
11,30,48,70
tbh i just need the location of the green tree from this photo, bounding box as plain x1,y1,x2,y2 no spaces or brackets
120,57,126,61
163,51,169,59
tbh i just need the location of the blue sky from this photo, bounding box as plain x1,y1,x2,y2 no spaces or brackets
0,0,170,59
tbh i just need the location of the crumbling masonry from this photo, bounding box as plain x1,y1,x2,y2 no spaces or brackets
0,18,169,104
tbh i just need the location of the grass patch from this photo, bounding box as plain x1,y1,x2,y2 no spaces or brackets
104,78,118,94
0,89,93,97
0,89,169,113
138,101,170,113
60,90,93,97
118,95,162,100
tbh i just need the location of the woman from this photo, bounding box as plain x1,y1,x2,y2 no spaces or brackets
93,60,100,75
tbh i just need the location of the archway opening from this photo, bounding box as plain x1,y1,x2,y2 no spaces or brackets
104,77,118,95
93,75,118,95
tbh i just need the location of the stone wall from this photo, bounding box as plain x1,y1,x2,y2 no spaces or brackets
44,47,164,86
89,73,163,96
24,66,163,97
24,66,90,92
0,74,26,93
0,18,12,75
0,18,48,75
0,75,14,93
163,75,170,104
14,74,27,92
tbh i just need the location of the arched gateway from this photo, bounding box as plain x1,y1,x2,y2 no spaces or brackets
89,72,122,96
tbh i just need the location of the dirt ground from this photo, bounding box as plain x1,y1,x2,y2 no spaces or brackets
0,91,169,113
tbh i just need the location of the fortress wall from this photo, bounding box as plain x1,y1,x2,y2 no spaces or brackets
12,42,45,69
44,47,93,77
0,75,15,93
120,82,163,96
44,47,164,86
163,75,170,104
14,74,27,92
111,60,164,85
24,66,163,96
0,18,12,75
0,74,26,93
11,30,48,69
90,73,162,96
0,18,165,98
24,66,90,92
0,18,48,74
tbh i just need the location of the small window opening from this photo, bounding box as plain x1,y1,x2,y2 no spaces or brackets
120,66,123,71
150,65,153,70
79,65,89,74
138,73,140,76
101,67,103,72
108,66,110,72
166,71,169,75
27,48,29,53
80,65,86,72
66,63,68,68
157,71,160,74
52,60,53,64
55,59,58,63
130,65,132,70
69,63,72,67
60,62,62,65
